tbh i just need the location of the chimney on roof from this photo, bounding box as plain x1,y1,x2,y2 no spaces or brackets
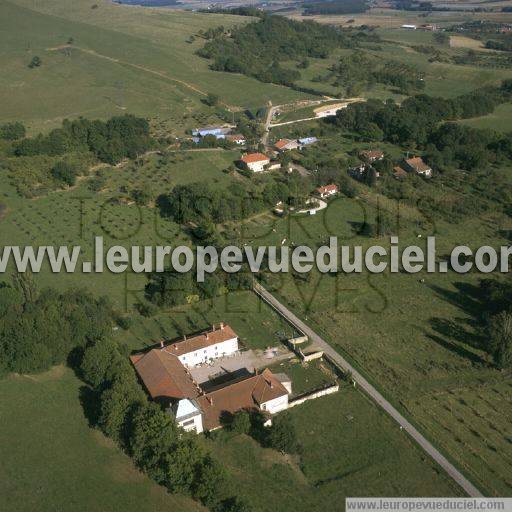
183,334,187,341
160,340,164,349
174,344,178,350
205,332,209,340
212,323,215,332
220,322,224,330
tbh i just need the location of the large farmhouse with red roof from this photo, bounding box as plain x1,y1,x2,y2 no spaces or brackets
239,153,270,173
130,323,290,434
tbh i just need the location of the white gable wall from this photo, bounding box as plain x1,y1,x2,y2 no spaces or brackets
171,398,204,433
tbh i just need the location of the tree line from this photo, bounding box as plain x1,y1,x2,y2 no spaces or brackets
303,0,369,15
13,115,153,165
0,121,26,141
0,274,113,376
326,51,425,96
158,174,312,226
79,338,253,512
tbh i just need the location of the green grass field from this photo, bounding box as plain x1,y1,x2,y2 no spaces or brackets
118,290,300,351
240,195,512,496
0,367,205,512
0,0,308,134
458,103,512,132
208,389,462,512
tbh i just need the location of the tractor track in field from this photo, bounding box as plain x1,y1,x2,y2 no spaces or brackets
46,45,240,110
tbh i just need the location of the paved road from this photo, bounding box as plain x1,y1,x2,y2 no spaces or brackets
253,282,483,498
269,116,319,128
262,101,275,150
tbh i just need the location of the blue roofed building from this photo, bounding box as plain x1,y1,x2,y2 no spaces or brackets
298,137,318,146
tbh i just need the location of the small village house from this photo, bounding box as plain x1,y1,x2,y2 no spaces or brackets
169,323,239,368
316,184,338,199
404,156,432,177
393,166,408,179
274,139,299,152
359,149,384,162
227,134,246,145
240,152,271,172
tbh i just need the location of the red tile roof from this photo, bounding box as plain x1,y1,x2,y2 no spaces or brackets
393,166,408,178
130,350,201,401
227,134,245,141
405,157,431,173
240,153,269,164
164,324,238,357
316,184,338,194
198,369,289,430
275,139,291,150
360,149,384,160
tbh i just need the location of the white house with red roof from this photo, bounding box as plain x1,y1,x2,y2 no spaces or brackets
168,323,239,368
404,156,432,177
240,152,270,172
316,184,338,199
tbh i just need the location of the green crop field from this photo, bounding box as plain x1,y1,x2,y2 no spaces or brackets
0,367,205,512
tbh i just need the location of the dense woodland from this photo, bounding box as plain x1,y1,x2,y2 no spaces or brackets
158,173,311,226
335,81,512,161
0,274,113,376
324,51,425,95
197,14,364,86
303,0,369,15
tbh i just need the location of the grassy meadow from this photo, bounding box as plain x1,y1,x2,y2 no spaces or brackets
0,0,308,134
239,193,512,496
0,367,205,512
458,103,512,132
208,389,463,512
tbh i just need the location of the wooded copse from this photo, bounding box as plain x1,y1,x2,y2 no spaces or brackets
197,14,366,86
335,81,512,169
13,115,153,165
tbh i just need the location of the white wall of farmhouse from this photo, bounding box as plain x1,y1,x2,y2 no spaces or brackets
260,394,289,414
178,337,238,367
177,413,204,434
247,161,268,173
